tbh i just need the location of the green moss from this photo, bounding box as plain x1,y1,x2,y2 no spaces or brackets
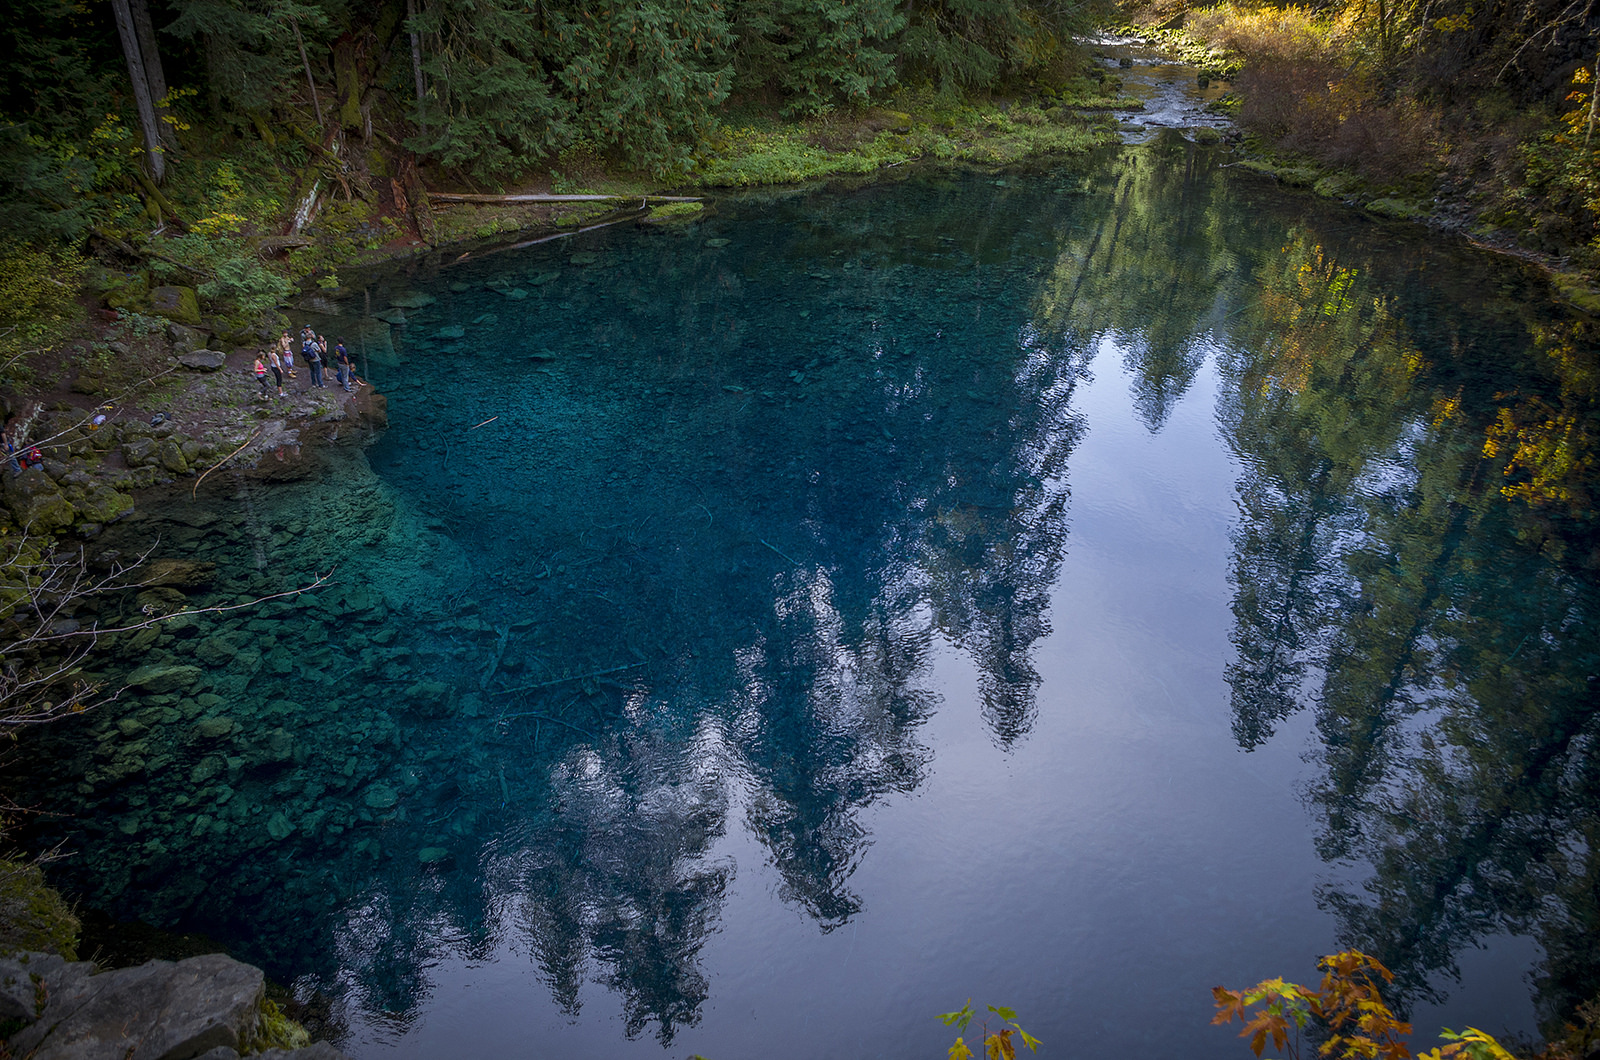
645,202,705,224
1366,197,1426,220
243,998,312,1053
1552,273,1600,314
0,858,80,960
692,99,1117,188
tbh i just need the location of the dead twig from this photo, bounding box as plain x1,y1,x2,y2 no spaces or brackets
490,661,644,695
193,428,263,498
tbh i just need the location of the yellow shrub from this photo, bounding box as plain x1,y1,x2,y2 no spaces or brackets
1186,4,1331,63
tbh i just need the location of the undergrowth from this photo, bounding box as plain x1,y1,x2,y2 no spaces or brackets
694,97,1120,187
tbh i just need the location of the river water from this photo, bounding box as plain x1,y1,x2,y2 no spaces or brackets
12,64,1600,1060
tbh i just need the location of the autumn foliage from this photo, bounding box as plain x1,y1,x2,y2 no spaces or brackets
941,1001,1041,1060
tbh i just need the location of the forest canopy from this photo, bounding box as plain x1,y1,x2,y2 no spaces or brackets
0,0,1107,244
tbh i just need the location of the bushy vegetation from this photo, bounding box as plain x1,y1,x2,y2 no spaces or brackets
1155,0,1600,281
0,0,1128,350
0,243,87,391
1216,952,1600,1060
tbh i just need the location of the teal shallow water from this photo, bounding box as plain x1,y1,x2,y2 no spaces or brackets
13,136,1600,1057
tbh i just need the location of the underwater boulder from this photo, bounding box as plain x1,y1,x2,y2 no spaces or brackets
126,663,202,694
194,716,236,739
417,847,454,868
265,812,294,842
363,783,399,810
145,559,218,589
387,291,437,309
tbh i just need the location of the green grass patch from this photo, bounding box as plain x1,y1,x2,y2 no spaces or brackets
693,98,1119,188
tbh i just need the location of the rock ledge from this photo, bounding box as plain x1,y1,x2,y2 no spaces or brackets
0,950,348,1060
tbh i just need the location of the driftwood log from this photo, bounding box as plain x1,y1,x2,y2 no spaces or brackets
427,192,702,204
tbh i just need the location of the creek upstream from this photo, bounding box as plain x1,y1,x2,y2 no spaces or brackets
12,54,1600,1060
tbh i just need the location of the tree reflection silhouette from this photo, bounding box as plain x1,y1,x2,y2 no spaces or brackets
11,167,1096,1040
1218,225,1600,1028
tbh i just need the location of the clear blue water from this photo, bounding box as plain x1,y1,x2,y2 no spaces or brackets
14,133,1600,1058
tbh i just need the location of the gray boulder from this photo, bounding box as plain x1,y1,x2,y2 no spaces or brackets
167,323,210,355
176,349,228,371
6,951,262,1060
147,286,202,326
195,1044,350,1060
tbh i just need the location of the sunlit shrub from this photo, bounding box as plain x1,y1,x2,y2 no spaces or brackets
0,242,87,386
1186,4,1331,64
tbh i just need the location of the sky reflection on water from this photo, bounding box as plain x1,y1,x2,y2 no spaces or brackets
11,136,1599,1058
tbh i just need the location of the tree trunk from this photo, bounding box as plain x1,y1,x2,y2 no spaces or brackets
407,0,427,131
110,0,166,184
290,18,325,127
1587,55,1599,150
128,0,175,148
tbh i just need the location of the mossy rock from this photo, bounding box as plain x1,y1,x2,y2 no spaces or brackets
1552,273,1600,315
1313,173,1358,198
147,286,202,327
1366,197,1426,221
75,486,134,525
101,271,149,311
642,202,705,225
2,469,76,534
0,859,80,959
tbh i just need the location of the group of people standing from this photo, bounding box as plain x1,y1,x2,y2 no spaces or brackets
254,326,361,399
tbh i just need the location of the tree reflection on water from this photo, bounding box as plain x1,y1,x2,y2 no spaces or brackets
9,137,1598,1044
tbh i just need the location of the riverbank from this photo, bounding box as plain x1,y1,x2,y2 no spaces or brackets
0,78,1141,555
1113,2,1600,315
0,860,343,1059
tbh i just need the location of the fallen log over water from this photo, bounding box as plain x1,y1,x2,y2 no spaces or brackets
428,191,702,204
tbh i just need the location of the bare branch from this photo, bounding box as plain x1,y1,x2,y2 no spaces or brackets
1495,0,1590,82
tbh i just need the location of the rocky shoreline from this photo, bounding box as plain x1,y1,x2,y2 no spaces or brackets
2,329,388,545
2,948,347,1060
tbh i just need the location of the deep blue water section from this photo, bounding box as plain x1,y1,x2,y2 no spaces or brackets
12,137,1600,1058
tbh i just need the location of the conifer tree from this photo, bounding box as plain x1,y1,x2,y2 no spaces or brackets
729,0,904,115
404,0,574,178
549,0,734,175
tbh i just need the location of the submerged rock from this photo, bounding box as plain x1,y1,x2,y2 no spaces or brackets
126,664,202,694
144,558,218,588
363,783,399,810
194,717,236,739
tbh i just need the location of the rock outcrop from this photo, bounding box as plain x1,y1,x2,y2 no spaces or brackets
0,950,349,1060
